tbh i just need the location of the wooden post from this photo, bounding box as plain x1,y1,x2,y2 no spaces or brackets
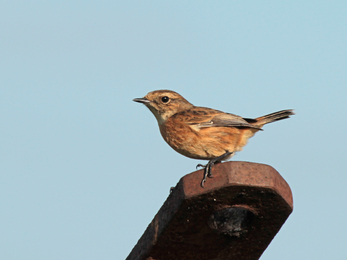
126,161,293,260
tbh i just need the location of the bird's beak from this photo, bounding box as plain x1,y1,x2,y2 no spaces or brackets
133,97,150,104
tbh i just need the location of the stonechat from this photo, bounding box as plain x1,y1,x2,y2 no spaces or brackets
133,90,294,187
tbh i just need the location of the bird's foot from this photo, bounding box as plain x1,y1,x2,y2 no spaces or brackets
200,163,213,188
199,151,233,188
196,163,206,169
197,163,214,184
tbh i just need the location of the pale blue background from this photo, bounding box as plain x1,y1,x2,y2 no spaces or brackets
1,1,346,259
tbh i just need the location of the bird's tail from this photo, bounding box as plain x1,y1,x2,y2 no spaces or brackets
253,109,295,127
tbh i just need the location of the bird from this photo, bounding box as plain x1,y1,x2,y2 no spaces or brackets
133,90,294,187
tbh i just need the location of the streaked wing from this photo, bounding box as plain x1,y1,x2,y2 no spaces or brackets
197,113,262,130
183,107,262,130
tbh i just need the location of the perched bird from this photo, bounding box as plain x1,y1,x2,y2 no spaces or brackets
133,90,294,187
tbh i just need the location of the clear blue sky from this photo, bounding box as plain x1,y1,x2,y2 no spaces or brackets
1,1,346,259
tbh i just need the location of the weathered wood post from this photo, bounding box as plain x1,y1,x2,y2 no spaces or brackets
127,161,293,260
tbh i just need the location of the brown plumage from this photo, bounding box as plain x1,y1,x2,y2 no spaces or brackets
133,90,294,187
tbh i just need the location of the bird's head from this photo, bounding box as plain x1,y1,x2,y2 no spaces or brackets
133,90,193,124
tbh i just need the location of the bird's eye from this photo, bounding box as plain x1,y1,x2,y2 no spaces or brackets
161,96,170,103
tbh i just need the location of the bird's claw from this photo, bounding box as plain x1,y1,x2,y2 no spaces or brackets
196,164,213,176
201,178,206,188
196,163,206,169
199,151,233,188
200,163,213,188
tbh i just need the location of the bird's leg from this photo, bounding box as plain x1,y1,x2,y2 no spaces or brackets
199,151,233,188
